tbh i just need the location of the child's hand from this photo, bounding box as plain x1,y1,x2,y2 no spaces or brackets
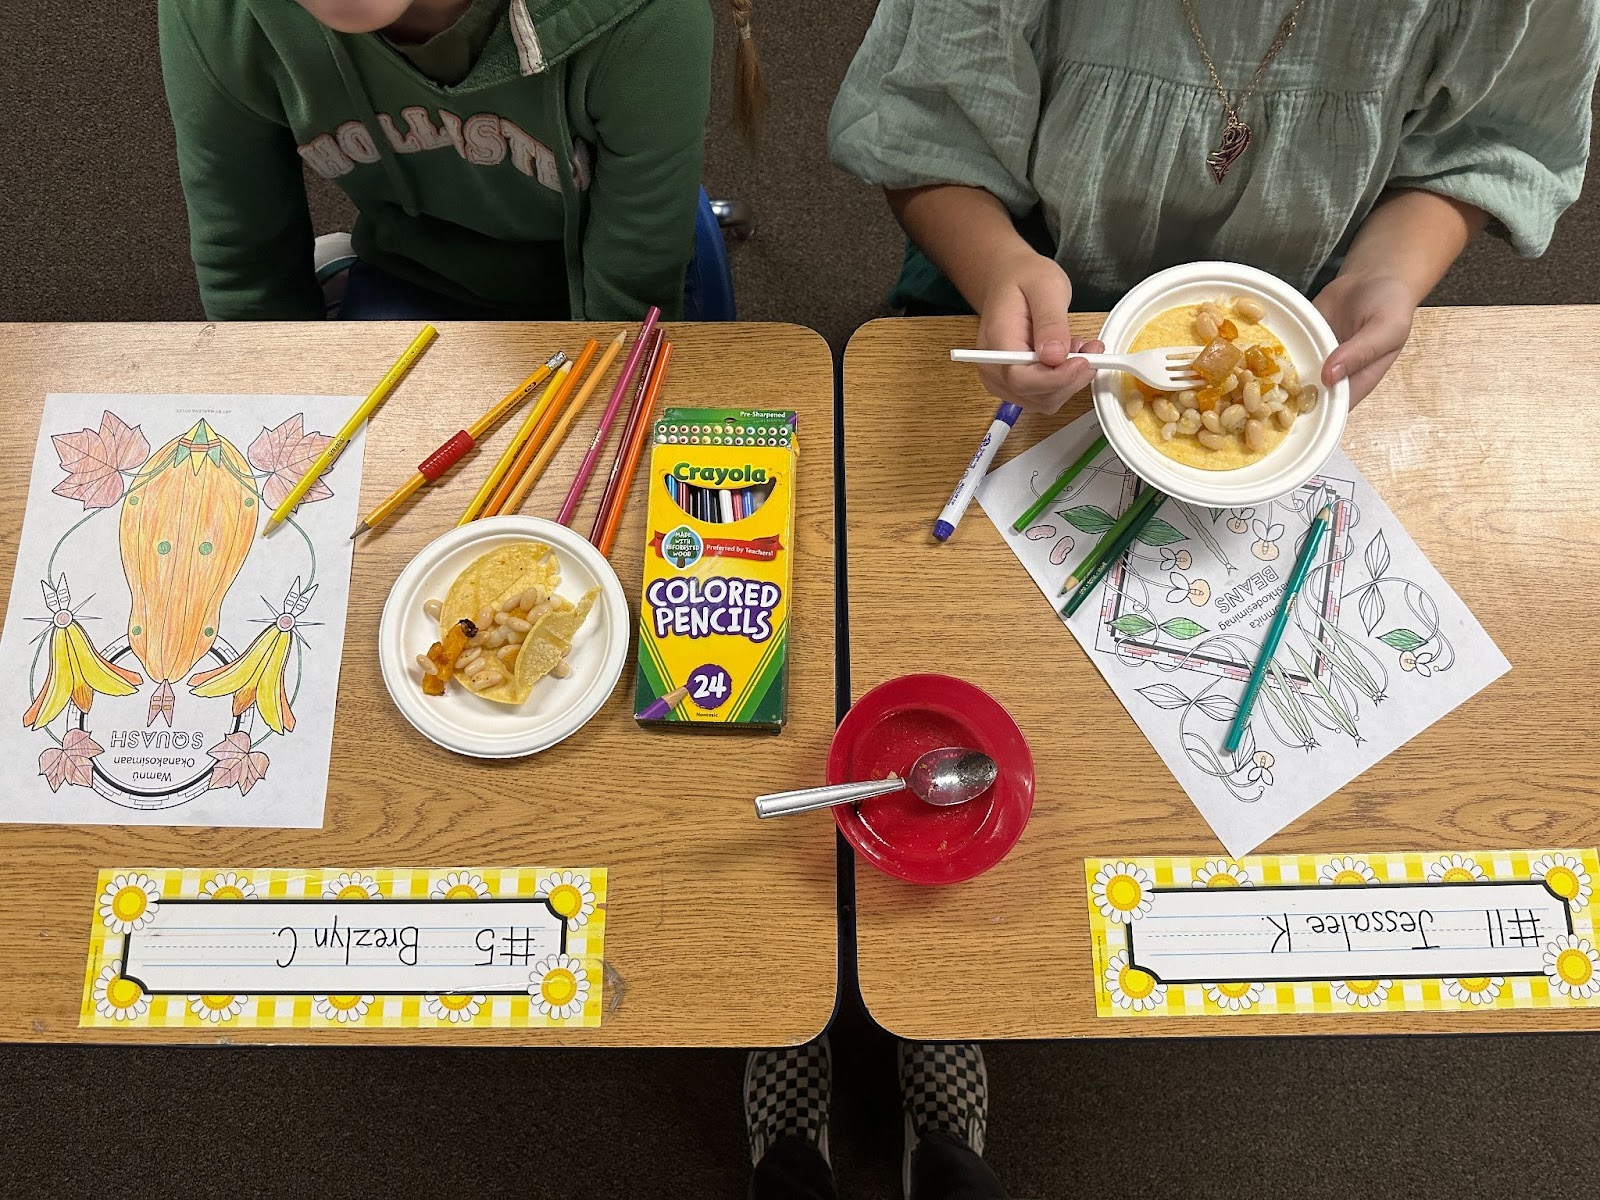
975,252,1103,414
1313,273,1418,405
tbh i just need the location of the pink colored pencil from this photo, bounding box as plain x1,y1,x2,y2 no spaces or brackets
556,306,660,525
588,328,664,542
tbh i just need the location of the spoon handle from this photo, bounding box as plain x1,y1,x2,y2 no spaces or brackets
754,776,905,819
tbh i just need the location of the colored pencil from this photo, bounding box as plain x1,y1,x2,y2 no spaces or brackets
477,338,598,518
498,331,626,516
1222,505,1334,754
588,330,663,542
639,684,689,721
1012,434,1108,534
594,341,673,555
354,350,565,538
1062,491,1169,618
264,323,436,536
1058,485,1164,595
556,310,660,526
457,362,572,526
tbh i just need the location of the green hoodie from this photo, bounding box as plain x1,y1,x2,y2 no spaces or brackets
159,0,712,321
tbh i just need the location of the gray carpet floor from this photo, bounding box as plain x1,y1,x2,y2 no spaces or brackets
4,4,1599,1197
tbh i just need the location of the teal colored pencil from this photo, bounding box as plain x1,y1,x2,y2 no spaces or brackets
1058,485,1163,596
1061,491,1169,618
1013,434,1109,533
1222,505,1334,754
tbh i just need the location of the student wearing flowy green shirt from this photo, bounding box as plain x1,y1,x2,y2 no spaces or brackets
829,0,1599,410
159,0,768,321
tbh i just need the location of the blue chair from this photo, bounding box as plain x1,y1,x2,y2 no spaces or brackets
683,186,738,321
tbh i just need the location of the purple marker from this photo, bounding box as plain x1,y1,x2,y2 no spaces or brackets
933,402,1023,542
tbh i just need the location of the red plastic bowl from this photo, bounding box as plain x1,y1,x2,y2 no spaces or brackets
830,674,1034,885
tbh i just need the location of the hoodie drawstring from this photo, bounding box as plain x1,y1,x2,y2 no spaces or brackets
320,25,423,217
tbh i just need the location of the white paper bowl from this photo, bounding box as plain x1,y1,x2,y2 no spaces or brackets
378,516,629,759
1090,261,1348,508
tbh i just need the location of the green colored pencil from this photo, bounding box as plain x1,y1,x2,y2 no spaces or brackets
1061,491,1169,618
1058,485,1163,595
1012,434,1109,533
1222,505,1334,754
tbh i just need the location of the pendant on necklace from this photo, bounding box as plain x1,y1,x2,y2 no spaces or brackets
1206,115,1252,183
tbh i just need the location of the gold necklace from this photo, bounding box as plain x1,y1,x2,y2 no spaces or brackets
1180,0,1308,182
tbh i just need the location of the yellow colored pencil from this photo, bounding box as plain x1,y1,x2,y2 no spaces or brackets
457,362,572,527
477,338,599,519
262,323,437,537
354,350,565,537
498,330,626,516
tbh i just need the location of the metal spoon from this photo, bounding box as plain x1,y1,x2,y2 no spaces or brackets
753,746,998,819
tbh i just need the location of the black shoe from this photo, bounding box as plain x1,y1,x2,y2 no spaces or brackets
744,1037,831,1167
898,1041,987,1199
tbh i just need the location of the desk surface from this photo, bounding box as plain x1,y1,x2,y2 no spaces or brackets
0,321,838,1047
842,309,1600,1039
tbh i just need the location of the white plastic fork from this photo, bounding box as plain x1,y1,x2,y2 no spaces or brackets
951,346,1204,392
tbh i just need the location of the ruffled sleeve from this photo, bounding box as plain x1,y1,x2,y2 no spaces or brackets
826,0,1048,215
1389,0,1599,256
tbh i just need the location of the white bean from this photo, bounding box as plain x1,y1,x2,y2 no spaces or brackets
1276,407,1297,431
498,645,520,662
1264,386,1288,408
1221,403,1249,432
476,608,494,630
1201,410,1223,433
474,670,505,688
1177,409,1202,435
1234,296,1266,322
455,647,482,669
1197,430,1230,451
505,630,524,646
415,654,439,676
551,660,573,679
422,598,443,620
504,614,532,633
1161,421,1178,441
1122,395,1145,419
1200,301,1224,324
1194,312,1219,340
1152,398,1181,424
1295,385,1320,413
1241,380,1264,414
1177,389,1198,410
1221,373,1238,394
1244,419,1267,452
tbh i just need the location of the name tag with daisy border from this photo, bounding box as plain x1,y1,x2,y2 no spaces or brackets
82,866,606,1029
1087,850,1598,1018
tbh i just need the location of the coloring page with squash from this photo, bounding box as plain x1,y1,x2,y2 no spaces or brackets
0,394,364,827
976,414,1510,856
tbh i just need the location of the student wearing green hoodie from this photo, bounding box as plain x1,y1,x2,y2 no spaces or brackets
159,0,764,321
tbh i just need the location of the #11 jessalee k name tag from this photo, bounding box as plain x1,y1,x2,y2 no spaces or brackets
1088,849,1599,1018
83,866,606,1029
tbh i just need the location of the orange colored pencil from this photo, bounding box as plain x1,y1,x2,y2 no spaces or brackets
457,362,572,526
596,340,673,555
478,338,598,518
499,331,626,515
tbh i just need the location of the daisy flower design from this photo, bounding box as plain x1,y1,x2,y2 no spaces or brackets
202,871,256,901
323,872,381,900
541,871,597,928
1205,981,1265,1012
1425,855,1486,884
1543,936,1600,1000
1103,951,1165,1012
1443,978,1503,1007
432,871,489,900
424,994,486,1024
530,955,592,1021
1320,856,1378,886
98,873,161,933
187,994,247,1023
1092,861,1154,924
313,994,374,1023
92,963,149,1021
1332,979,1391,1008
1533,854,1592,910
1193,860,1252,889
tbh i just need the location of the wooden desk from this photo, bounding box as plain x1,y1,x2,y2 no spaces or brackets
0,321,837,1047
842,310,1600,1039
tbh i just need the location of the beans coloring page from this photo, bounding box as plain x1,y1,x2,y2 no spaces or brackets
978,413,1510,855
0,394,364,827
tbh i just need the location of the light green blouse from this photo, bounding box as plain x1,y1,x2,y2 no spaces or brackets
828,0,1599,312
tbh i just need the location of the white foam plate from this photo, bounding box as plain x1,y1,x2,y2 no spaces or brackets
378,516,629,759
1090,261,1349,508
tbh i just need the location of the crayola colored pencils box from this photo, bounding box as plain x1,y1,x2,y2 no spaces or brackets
635,408,796,731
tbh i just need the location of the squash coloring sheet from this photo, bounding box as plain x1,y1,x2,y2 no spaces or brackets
0,394,364,827
977,414,1510,856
